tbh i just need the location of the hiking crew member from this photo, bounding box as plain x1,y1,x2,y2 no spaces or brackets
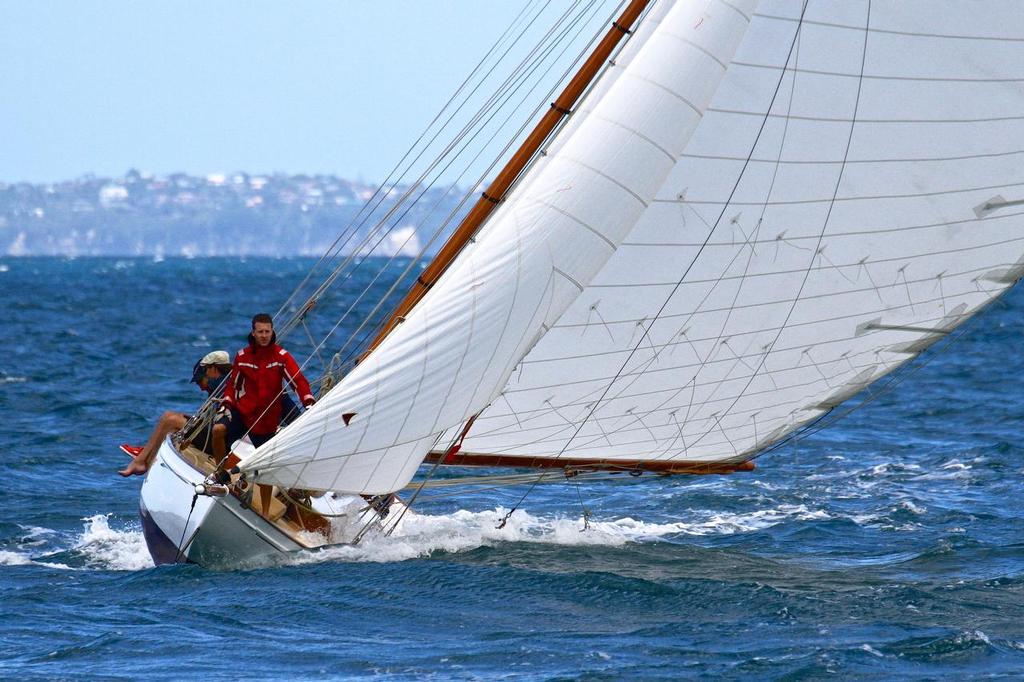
118,350,232,477
223,313,315,448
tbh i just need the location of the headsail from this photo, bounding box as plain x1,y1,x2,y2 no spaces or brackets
239,0,759,492
445,1,1024,469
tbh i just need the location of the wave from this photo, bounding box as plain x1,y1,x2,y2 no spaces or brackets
290,503,829,566
72,514,153,571
2,515,153,571
1,502,832,571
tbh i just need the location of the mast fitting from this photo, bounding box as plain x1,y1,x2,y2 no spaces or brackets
612,21,633,35
481,192,502,205
550,102,573,116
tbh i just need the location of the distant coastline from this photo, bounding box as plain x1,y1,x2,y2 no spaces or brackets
0,171,463,257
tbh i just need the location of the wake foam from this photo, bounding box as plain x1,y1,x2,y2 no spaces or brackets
1,516,153,571
4,503,829,570
0,551,33,566
73,515,153,571
293,504,826,565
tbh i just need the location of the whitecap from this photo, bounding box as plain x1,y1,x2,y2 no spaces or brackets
957,629,992,645
677,504,830,536
940,459,971,471
860,644,885,658
0,550,33,566
289,504,829,565
293,508,643,565
73,514,154,571
896,500,926,515
17,525,57,547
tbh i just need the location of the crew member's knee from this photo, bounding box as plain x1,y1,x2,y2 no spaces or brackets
159,411,187,429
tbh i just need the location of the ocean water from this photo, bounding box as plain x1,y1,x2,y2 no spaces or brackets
2,256,1023,679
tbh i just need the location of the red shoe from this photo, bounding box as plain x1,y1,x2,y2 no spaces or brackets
119,443,144,457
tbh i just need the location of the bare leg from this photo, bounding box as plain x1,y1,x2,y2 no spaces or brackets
212,423,227,460
118,411,188,476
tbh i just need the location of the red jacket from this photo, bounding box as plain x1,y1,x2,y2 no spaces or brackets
223,343,314,436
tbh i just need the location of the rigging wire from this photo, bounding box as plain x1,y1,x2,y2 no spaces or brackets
179,1,608,447
272,0,549,327
681,0,871,456
311,0,613,377
171,2,1024,554
496,0,813,527
274,0,595,348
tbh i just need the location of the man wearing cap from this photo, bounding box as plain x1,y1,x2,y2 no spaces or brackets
118,351,232,477
222,313,315,448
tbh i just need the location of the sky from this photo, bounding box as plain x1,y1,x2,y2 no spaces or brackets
0,2,550,184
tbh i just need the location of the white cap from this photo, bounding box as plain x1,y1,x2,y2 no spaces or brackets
199,350,230,366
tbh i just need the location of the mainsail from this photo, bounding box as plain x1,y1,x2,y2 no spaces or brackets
445,0,1024,469
242,0,1024,494
240,0,758,492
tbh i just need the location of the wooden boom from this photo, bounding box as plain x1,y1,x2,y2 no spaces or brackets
424,450,757,476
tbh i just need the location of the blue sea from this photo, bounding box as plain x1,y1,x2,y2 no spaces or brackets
2,256,1023,679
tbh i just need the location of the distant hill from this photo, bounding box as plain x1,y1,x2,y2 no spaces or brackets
0,171,467,257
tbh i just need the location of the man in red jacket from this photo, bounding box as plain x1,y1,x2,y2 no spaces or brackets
222,313,316,448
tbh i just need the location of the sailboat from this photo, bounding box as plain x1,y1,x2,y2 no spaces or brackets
138,0,1024,567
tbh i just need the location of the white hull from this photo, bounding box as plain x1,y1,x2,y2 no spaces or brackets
139,438,400,568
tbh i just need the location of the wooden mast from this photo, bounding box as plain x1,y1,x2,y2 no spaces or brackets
363,0,654,356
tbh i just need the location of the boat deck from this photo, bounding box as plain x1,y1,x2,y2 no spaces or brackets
176,443,332,547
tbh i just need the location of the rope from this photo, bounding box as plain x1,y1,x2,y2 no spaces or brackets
173,493,199,564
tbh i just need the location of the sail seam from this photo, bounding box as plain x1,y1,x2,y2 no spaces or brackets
653,179,1024,207
549,272,1003,332
716,0,752,23
732,59,1024,84
477,362,900,443
658,31,730,70
755,12,1024,43
621,73,703,116
496,301,987,404
706,107,1024,125
499,0,811,471
585,236,1024,288
557,155,651,208
478,354,900,451
520,289,988,370
679,148,1024,167
623,206,1024,247
525,197,618,250
552,267,586,292
682,0,874,456
588,113,676,162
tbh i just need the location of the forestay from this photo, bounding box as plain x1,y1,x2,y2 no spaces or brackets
239,0,758,492
451,1,1024,468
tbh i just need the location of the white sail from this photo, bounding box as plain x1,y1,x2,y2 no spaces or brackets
239,0,759,492
453,0,1024,467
